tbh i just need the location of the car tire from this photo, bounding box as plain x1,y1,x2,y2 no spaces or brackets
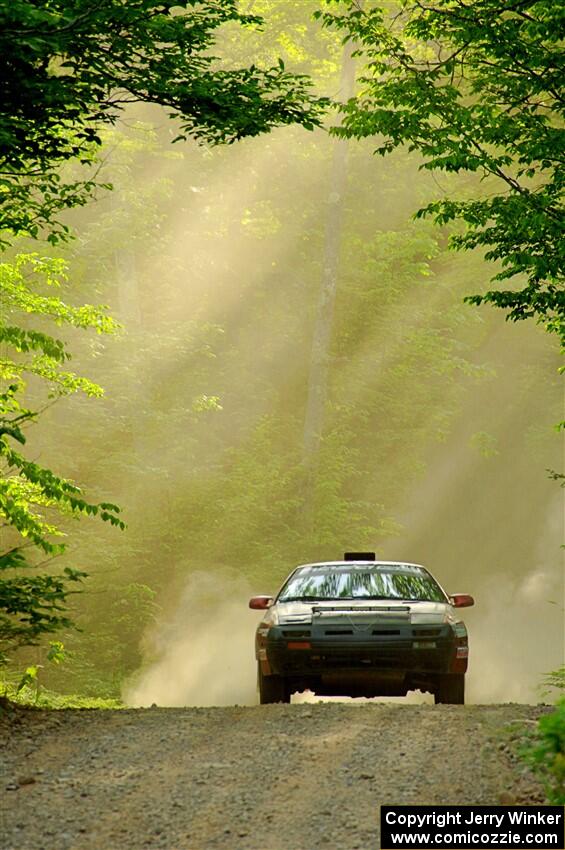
258,665,290,704
435,673,465,705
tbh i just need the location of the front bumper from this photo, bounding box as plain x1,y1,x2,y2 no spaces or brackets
257,621,467,686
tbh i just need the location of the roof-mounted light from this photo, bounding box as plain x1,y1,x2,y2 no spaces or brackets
344,552,375,561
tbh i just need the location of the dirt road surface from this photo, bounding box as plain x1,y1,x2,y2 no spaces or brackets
0,703,548,850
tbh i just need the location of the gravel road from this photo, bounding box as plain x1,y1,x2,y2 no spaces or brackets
0,703,549,850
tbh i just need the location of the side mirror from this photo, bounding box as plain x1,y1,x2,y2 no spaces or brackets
450,593,475,608
249,596,273,610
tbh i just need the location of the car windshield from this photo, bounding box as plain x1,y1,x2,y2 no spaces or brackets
277,564,446,603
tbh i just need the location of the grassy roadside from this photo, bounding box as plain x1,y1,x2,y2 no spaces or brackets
517,698,565,804
0,681,124,710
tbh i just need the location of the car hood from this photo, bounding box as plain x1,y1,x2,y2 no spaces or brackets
274,598,453,626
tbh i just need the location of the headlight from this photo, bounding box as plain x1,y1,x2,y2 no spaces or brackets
259,607,279,629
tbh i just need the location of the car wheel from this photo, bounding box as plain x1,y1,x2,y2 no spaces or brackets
258,664,290,704
435,673,465,705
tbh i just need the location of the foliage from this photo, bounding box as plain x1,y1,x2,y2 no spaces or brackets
0,2,329,678
319,0,565,343
11,644,65,699
2,2,559,702
0,0,328,244
1,676,124,709
52,583,161,698
28,61,559,701
0,254,124,664
68,159,491,586
541,666,565,698
16,664,41,698
521,700,565,804
0,550,85,665
0,636,122,707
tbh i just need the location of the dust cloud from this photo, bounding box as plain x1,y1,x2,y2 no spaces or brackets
465,489,564,704
465,569,562,705
125,573,259,707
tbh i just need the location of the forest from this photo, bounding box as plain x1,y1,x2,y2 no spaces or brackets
0,0,563,721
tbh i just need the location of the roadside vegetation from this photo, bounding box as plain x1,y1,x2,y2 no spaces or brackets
520,666,565,804
523,699,565,804
0,0,324,686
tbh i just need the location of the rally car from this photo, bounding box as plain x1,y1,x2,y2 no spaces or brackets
249,553,473,705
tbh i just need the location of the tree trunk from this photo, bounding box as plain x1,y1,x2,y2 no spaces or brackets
302,40,356,464
116,246,142,328
114,231,144,459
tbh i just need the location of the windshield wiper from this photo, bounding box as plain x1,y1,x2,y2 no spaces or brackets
279,595,360,603
397,598,436,603
336,595,392,600
278,595,326,602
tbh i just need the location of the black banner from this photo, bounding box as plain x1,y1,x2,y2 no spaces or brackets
381,805,564,849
